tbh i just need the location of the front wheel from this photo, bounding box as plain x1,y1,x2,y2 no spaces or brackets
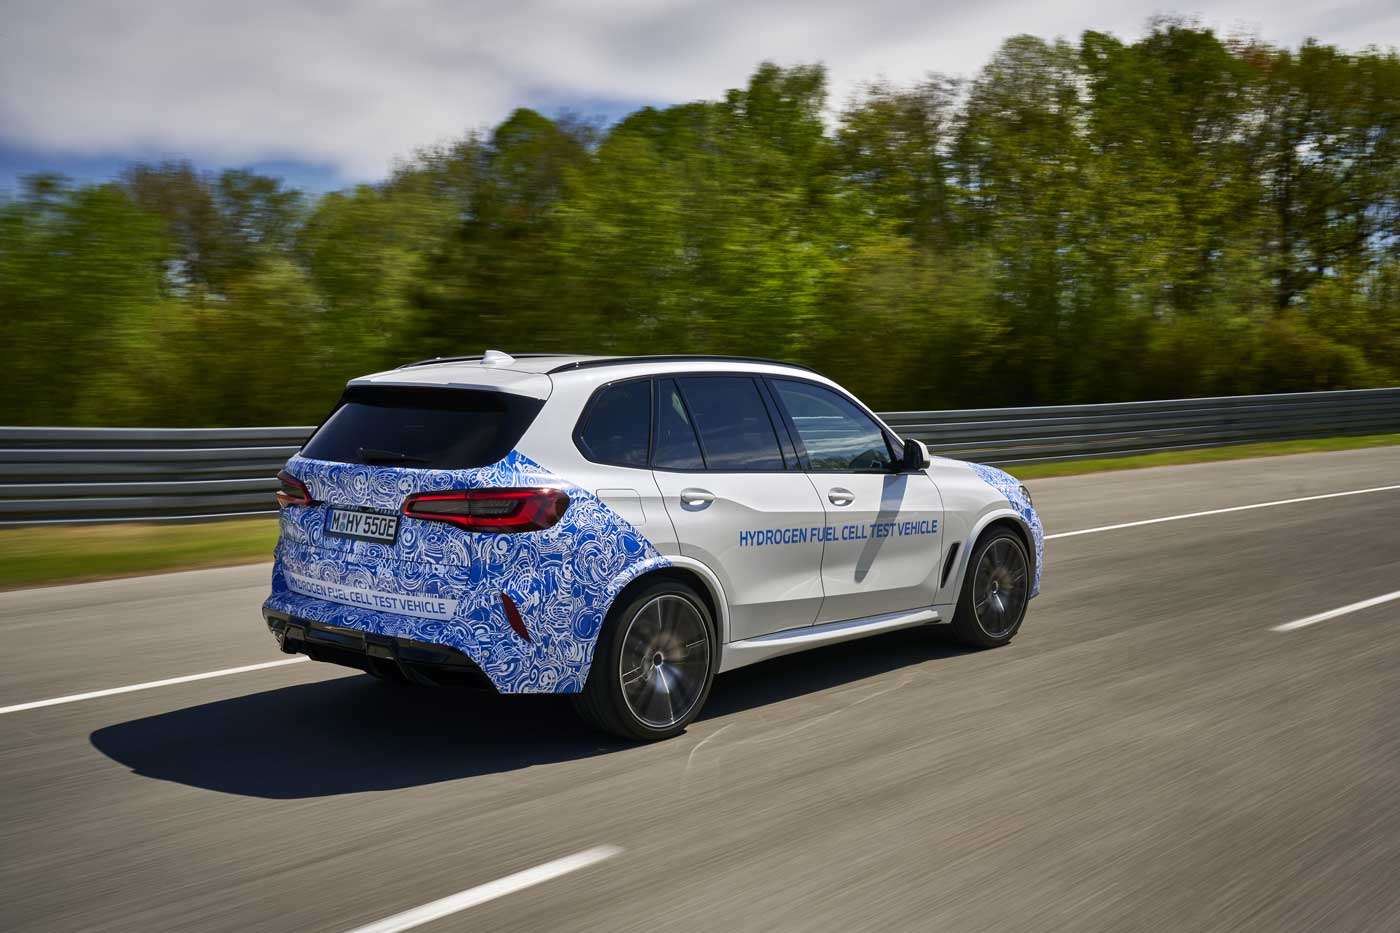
951,529,1031,648
572,579,716,741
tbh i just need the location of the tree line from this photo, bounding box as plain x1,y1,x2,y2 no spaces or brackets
2,22,1397,426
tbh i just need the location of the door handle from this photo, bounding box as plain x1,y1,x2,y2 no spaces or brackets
680,488,715,509
828,487,854,507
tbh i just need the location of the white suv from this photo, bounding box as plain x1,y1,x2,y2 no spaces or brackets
263,352,1043,740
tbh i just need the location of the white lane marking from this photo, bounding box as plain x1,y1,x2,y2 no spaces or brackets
1045,483,1400,540
0,657,310,716
1271,590,1400,632
7,483,1397,716
342,846,623,933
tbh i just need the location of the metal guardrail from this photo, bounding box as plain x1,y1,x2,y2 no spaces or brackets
883,387,1400,465
2,388,1397,524
0,426,310,525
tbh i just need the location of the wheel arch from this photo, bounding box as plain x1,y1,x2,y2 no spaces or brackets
947,509,1036,606
606,556,730,646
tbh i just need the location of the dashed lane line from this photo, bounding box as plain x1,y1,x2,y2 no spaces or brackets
0,657,310,716
340,846,623,933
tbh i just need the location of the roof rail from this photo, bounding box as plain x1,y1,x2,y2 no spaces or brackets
546,355,817,375
395,353,558,370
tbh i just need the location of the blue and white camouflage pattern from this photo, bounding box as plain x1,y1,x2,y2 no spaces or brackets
262,450,669,693
969,462,1044,597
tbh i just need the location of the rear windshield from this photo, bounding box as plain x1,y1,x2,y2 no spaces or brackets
301,387,544,470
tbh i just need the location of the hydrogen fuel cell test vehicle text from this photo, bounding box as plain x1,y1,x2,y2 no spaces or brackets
263,352,1044,740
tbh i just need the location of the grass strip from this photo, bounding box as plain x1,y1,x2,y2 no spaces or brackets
0,517,278,590
1008,433,1400,479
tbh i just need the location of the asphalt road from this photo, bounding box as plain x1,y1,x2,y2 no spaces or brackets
3,446,1399,932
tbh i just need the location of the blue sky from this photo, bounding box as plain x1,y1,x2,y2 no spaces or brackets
3,0,1397,196
0,147,348,195
0,94,649,195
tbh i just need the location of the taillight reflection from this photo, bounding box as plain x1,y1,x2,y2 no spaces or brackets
402,488,569,533
275,470,315,508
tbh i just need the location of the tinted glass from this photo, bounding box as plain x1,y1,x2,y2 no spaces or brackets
773,380,893,472
678,376,786,471
577,380,651,467
653,379,705,469
301,387,543,469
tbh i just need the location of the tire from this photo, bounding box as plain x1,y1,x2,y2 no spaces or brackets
572,578,717,741
951,528,1031,648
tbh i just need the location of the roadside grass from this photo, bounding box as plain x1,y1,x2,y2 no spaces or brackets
1,432,1396,591
1008,432,1400,479
0,517,278,591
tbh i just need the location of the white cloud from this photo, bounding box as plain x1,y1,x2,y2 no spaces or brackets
2,0,1396,182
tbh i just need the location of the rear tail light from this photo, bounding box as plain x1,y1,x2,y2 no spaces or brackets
402,488,569,533
276,470,315,508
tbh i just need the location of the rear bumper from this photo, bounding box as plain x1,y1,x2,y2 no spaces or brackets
263,609,497,690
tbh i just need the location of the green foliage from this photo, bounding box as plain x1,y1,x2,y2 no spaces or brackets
0,178,172,424
1,25,1397,426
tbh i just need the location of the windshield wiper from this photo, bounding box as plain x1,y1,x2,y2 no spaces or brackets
357,447,431,466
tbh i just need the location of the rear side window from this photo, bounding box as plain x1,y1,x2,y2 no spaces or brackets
576,380,651,467
677,377,786,471
301,387,543,469
653,379,705,469
771,379,893,472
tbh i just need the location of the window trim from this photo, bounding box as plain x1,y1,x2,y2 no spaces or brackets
762,378,812,471
764,376,903,474
672,374,791,474
644,371,804,474
571,370,902,475
571,376,654,469
755,377,800,469
652,376,707,472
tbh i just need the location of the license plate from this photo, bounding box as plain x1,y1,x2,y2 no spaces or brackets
326,508,399,543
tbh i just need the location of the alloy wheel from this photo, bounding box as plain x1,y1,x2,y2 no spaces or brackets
619,594,711,728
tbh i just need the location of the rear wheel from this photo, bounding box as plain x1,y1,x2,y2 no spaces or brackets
951,528,1030,648
572,579,716,741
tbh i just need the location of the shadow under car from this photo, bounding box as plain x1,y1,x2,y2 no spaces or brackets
89,626,974,798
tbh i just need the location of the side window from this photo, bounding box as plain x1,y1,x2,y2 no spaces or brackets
677,376,786,471
653,379,705,469
576,380,651,467
772,379,894,472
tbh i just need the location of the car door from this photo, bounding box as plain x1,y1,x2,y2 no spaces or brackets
768,378,944,625
651,375,826,641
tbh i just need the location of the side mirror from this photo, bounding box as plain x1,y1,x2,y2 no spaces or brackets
899,437,930,472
